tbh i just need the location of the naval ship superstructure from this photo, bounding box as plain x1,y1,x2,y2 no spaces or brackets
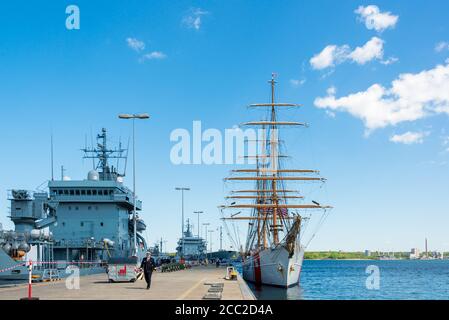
0,129,148,281
176,219,207,260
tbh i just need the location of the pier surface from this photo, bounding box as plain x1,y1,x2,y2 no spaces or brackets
0,266,256,300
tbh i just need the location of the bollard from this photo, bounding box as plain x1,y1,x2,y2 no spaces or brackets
28,260,32,298
20,260,39,300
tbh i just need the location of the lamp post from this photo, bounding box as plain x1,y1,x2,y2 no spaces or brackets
175,187,190,261
194,211,204,261
203,223,210,262
118,113,150,256
208,230,215,256
219,226,223,252
194,211,204,239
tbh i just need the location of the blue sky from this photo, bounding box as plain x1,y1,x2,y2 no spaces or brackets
0,1,448,252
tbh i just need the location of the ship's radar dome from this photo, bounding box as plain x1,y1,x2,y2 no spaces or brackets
19,241,31,252
2,243,12,254
103,238,115,247
88,170,100,181
30,229,42,240
11,241,19,250
116,176,124,184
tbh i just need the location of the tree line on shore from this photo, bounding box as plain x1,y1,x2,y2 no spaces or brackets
304,251,449,260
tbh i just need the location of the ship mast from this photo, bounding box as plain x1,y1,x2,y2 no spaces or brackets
82,128,127,181
221,75,332,255
270,74,280,245
256,148,262,248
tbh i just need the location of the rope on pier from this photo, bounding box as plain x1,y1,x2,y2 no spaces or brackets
0,262,26,274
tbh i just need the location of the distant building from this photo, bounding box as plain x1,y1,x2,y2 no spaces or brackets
430,251,443,260
364,250,371,257
410,248,420,259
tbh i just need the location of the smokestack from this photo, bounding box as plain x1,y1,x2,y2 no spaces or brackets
425,238,428,258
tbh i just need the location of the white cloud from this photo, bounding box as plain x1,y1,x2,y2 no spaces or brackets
325,110,336,118
126,38,166,63
442,136,449,152
310,37,385,70
390,131,429,144
310,45,350,70
319,69,335,80
314,61,449,132
355,5,399,32
182,8,209,30
443,136,449,146
139,51,167,62
380,56,399,65
126,38,145,52
290,79,306,87
425,160,448,166
435,41,449,53
327,86,337,95
349,37,384,65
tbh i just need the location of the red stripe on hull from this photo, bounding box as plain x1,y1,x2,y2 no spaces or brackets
254,253,262,285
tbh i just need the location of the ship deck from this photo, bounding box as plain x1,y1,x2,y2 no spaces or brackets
0,266,256,300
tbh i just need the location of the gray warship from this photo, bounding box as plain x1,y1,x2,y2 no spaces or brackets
176,219,207,260
0,128,148,282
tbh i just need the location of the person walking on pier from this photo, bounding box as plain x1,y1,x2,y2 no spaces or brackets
141,252,156,290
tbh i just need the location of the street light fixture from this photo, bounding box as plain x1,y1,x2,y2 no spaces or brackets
118,114,150,120
118,113,150,256
194,211,204,261
176,187,190,261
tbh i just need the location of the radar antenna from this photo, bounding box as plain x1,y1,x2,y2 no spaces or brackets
82,128,128,181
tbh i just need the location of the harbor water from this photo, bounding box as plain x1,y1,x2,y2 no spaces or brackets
243,260,449,300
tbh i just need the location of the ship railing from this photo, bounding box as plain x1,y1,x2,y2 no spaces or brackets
113,194,143,209
54,195,114,202
54,240,110,248
32,260,107,271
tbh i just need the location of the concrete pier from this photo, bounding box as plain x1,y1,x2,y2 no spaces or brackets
0,266,256,300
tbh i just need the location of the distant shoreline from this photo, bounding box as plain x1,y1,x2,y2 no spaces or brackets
304,251,448,261
304,258,374,261
304,258,448,261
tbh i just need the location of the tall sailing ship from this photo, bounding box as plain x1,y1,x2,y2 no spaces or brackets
221,75,332,288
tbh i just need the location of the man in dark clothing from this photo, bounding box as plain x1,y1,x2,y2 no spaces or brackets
141,252,156,290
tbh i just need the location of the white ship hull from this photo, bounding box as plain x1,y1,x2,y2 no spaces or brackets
242,241,304,288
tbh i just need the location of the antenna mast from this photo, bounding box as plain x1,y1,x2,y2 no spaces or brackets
82,128,127,181
51,134,54,181
270,73,280,245
61,165,66,180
